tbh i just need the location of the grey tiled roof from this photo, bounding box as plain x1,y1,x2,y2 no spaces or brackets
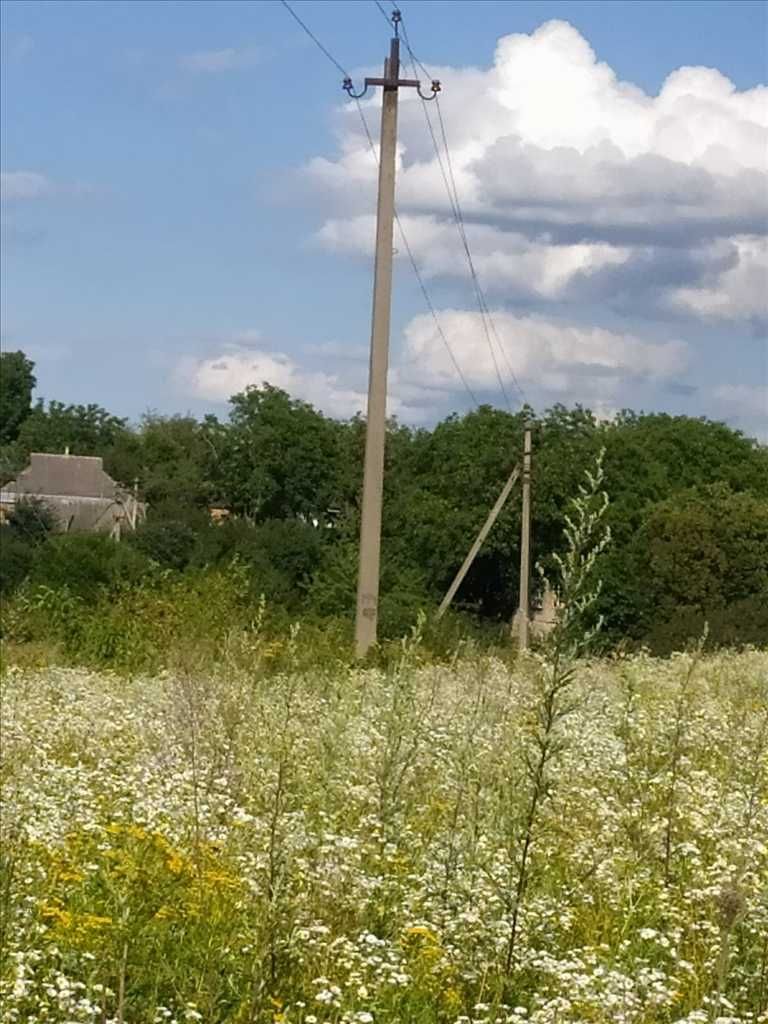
0,453,119,499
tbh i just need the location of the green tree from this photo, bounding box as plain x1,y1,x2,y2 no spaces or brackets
612,485,768,650
119,414,221,515
529,404,602,577
15,400,129,459
0,350,36,444
593,414,768,639
224,518,324,607
215,385,344,523
601,412,768,544
387,405,530,617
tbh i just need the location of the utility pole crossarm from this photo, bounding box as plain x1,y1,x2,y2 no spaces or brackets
365,76,420,89
352,10,439,658
343,27,439,99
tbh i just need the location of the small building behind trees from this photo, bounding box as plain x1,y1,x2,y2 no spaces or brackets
0,452,145,536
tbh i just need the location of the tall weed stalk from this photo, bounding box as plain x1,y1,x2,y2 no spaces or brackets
503,450,611,977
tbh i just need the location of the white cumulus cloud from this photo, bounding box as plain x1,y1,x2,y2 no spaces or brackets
318,213,631,299
177,312,693,424
671,236,768,322
393,309,689,400
178,346,367,419
305,19,767,320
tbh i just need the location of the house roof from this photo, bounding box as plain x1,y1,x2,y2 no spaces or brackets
0,453,119,499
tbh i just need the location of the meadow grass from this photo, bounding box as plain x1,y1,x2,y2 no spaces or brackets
1,646,766,1024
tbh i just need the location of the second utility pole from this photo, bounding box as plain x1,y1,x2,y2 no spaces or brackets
517,425,533,649
348,11,438,658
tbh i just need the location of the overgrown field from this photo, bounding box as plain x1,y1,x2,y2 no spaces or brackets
1,649,767,1024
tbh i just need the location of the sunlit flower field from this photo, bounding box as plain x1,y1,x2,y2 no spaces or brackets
1,650,766,1024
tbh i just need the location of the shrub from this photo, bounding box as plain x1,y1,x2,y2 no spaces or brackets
0,531,35,595
28,534,155,600
308,539,432,641
1,562,255,673
128,518,198,571
643,595,768,655
192,518,325,608
6,497,56,544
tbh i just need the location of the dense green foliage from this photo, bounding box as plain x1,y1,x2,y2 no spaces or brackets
1,351,766,659
0,498,56,596
0,350,36,453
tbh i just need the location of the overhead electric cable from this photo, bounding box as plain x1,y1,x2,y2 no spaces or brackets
395,5,530,410
353,99,480,407
279,0,349,77
399,8,525,407
373,0,394,27
389,10,511,409
278,0,480,410
434,92,529,407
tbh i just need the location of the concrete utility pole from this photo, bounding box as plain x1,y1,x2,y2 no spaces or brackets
347,12,439,658
516,426,533,649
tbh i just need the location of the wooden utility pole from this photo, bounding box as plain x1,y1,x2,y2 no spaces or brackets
349,13,439,657
437,465,520,619
516,426,533,648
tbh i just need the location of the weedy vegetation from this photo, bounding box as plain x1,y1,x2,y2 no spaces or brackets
1,459,766,1024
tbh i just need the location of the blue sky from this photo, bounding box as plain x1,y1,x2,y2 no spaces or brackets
1,0,766,436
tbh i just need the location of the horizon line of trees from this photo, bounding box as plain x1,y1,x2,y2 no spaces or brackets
2,348,767,654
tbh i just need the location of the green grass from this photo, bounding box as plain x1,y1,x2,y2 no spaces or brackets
1,647,766,1024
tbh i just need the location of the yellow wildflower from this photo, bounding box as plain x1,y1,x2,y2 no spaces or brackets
40,902,72,928
166,851,185,875
80,913,113,930
57,868,85,882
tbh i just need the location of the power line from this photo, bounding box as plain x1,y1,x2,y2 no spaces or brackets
279,0,349,78
277,0,479,409
400,10,524,407
434,93,528,407
353,100,480,407
373,0,393,27
419,86,513,410
398,32,511,412
392,4,430,80
396,6,529,410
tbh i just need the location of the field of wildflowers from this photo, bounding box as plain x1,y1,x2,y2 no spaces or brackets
1,646,766,1024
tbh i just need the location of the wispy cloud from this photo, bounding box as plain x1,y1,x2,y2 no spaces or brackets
1,171,99,203
1,171,53,201
178,47,258,73
713,384,767,418
712,383,768,440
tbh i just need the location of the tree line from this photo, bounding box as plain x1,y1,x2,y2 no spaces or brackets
2,349,767,653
